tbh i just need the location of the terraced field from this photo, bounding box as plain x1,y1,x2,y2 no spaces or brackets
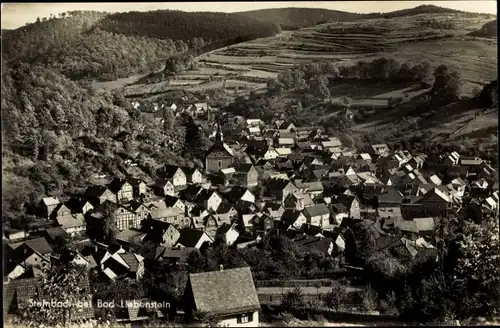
118,12,495,106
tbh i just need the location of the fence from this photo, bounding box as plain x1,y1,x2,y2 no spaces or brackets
255,279,337,288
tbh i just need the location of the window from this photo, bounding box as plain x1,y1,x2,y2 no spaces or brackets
238,313,253,324
218,160,222,168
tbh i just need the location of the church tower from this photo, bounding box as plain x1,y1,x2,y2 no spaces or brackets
215,123,223,142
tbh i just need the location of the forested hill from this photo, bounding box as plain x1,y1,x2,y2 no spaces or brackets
236,8,364,30
1,63,210,226
468,19,497,38
1,10,279,81
236,5,489,30
96,10,280,41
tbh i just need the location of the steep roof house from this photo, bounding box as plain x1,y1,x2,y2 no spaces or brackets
184,267,260,327
304,203,331,229
175,228,213,249
108,178,134,203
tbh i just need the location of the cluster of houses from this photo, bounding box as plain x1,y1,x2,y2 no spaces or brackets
3,109,499,326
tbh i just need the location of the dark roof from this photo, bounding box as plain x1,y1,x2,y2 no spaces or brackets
281,209,304,223
176,228,206,247
294,236,333,253
85,185,110,198
377,187,403,204
44,226,69,241
164,195,182,207
161,165,184,179
215,202,235,215
108,178,129,193
304,204,330,217
331,203,348,213
22,237,53,255
65,197,88,213
188,267,260,317
235,164,255,174
138,242,166,261
296,224,323,236
120,253,141,272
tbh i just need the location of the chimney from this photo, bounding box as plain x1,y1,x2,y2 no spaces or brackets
219,264,224,272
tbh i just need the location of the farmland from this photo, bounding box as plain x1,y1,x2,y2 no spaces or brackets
114,11,495,105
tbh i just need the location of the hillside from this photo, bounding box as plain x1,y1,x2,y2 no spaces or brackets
1,10,279,81
235,5,484,30
1,63,211,225
236,7,363,30
468,19,497,38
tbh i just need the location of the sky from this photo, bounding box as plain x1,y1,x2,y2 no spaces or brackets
1,1,497,30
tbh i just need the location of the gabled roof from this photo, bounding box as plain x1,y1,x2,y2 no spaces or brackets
188,267,260,317
281,209,305,223
161,164,185,179
56,214,86,229
17,237,53,255
176,228,209,247
413,217,435,231
85,185,112,198
108,178,130,193
42,197,60,206
235,164,256,174
304,204,330,217
164,195,183,207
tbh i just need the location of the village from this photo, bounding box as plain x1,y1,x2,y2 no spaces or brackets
3,97,499,327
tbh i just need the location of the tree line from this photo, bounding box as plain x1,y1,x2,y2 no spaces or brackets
2,10,280,82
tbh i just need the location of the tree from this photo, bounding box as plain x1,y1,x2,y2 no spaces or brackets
325,280,348,311
431,65,462,107
478,80,498,107
445,219,500,318
281,287,306,311
344,221,376,266
20,263,90,326
360,285,378,312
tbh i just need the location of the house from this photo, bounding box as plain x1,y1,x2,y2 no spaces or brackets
159,165,188,187
142,219,180,248
101,247,145,281
184,266,260,327
183,167,205,185
267,179,299,203
164,195,186,213
252,214,274,233
275,147,293,157
175,228,213,249
116,228,147,249
332,194,361,220
371,144,390,157
264,203,285,219
108,178,134,203
215,223,240,246
213,202,238,225
129,178,149,199
195,189,223,212
148,207,188,228
66,197,94,215
205,126,235,172
4,275,94,321
295,181,324,199
56,213,86,237
234,164,259,187
401,188,450,220
85,185,116,206
41,197,60,218
284,191,314,211
294,235,335,256
96,200,141,231
321,137,342,149
330,203,349,226
223,186,256,205
304,204,331,228
151,179,176,197
52,203,72,219
4,230,30,242
377,187,404,208
6,237,54,273
281,210,307,229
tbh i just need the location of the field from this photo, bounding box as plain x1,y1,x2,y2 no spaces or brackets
108,11,496,102
99,11,497,142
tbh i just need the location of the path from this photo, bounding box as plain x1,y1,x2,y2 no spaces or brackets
257,286,362,295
